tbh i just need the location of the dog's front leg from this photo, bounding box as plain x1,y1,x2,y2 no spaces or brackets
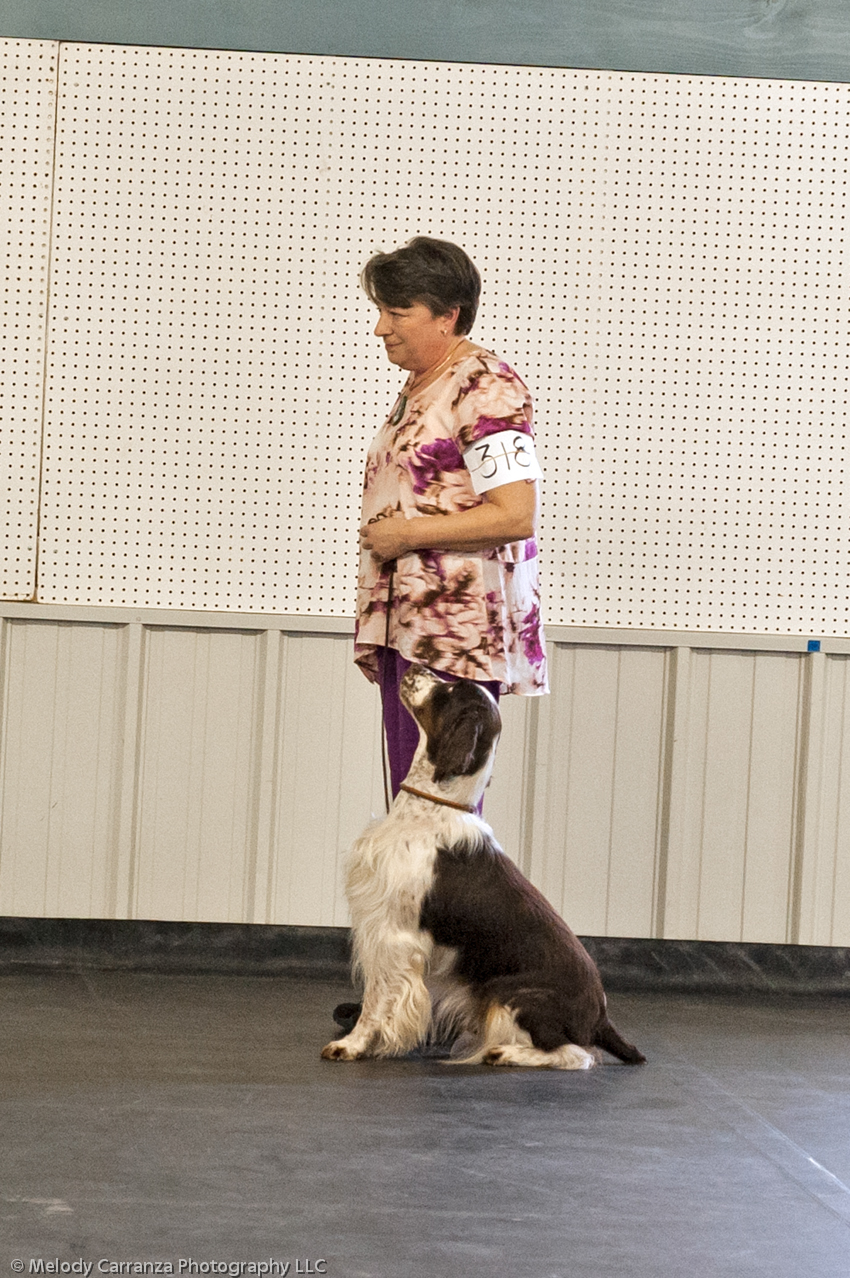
321,937,432,1061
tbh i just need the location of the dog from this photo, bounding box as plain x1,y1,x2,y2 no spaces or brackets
321,665,645,1070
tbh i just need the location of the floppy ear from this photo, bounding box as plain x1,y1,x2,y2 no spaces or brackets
430,704,483,782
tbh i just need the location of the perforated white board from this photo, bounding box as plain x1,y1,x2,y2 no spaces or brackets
39,46,850,634
0,39,57,600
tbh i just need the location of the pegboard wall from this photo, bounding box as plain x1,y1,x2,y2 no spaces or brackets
0,40,58,600
26,44,850,631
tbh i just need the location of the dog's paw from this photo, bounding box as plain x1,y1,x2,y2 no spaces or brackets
482,1046,513,1067
321,1039,364,1061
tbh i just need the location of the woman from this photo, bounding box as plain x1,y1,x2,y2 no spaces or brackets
356,236,548,799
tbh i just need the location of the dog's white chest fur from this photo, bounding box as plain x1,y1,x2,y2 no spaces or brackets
345,802,480,935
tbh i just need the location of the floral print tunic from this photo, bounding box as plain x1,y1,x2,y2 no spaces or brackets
355,349,548,696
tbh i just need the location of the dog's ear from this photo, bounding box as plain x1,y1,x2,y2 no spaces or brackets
430,702,485,782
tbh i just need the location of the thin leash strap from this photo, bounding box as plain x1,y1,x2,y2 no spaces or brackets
381,562,395,815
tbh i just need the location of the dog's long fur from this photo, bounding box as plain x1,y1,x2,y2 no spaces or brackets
322,666,645,1070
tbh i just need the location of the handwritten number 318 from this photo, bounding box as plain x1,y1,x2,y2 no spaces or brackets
471,434,533,479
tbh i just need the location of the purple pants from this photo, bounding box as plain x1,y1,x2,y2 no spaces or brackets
376,647,501,808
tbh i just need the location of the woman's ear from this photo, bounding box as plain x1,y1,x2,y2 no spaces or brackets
440,305,461,336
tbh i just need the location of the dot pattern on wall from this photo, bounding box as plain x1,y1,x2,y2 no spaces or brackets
38,45,850,633
1,39,57,600
549,73,850,635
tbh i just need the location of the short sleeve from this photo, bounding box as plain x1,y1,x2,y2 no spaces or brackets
453,359,534,453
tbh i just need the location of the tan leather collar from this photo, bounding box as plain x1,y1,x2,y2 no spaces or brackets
398,782,476,813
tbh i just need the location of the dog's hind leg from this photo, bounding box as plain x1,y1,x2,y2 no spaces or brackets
482,1041,595,1070
321,933,432,1061
450,1004,596,1071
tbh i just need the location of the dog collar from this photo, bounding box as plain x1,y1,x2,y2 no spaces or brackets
398,783,476,813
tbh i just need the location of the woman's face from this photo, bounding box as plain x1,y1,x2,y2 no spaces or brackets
373,301,458,375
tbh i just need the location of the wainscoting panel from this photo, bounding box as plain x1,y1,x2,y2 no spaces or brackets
530,644,669,939
0,619,126,917
1,613,848,947
270,633,384,928
798,652,850,947
479,690,535,874
131,627,267,922
663,649,804,943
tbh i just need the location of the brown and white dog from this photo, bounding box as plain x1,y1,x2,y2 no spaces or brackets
321,666,645,1070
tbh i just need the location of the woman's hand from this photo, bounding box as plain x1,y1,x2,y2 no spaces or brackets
360,513,411,563
361,480,539,562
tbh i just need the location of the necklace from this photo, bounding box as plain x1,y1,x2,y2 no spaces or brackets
408,337,468,393
388,338,468,426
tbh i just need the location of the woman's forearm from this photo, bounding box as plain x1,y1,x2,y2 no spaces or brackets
405,503,533,553
361,480,539,561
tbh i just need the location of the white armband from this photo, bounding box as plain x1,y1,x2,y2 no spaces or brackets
463,430,543,494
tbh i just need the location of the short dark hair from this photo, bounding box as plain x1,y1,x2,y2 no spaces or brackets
361,236,481,335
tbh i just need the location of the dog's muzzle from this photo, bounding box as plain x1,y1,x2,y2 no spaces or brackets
399,664,444,712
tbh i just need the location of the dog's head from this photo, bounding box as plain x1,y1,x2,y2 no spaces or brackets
400,666,502,783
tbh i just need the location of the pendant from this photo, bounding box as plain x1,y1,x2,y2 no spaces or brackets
389,393,407,426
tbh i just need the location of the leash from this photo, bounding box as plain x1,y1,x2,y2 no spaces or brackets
398,783,476,813
381,562,395,815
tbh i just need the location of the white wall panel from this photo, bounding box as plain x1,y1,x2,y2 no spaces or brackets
664,649,803,942
798,653,850,946
740,654,806,942
480,692,535,874
270,634,384,927
0,616,847,946
132,627,266,922
4,41,850,944
0,40,57,599
31,45,850,636
530,644,668,938
0,619,125,916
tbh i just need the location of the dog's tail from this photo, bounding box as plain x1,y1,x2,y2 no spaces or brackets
593,1017,647,1065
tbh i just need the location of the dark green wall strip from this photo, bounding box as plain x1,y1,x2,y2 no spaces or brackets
4,0,850,83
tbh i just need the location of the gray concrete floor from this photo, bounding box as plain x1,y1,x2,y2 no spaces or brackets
2,970,849,1276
